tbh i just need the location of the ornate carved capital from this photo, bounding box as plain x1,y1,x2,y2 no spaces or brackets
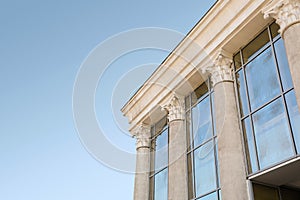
203,50,233,87
162,94,185,122
263,0,300,35
133,124,151,149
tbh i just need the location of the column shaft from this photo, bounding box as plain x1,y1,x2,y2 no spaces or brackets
133,125,151,200
168,119,188,200
134,147,150,200
162,95,188,200
283,23,300,108
214,81,248,200
204,50,249,200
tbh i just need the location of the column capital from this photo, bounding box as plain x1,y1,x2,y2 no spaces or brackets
203,50,233,87
133,124,151,150
263,0,300,36
162,94,185,122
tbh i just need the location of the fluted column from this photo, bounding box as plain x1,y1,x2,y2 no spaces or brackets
203,50,248,200
162,95,188,200
263,0,300,108
133,124,151,200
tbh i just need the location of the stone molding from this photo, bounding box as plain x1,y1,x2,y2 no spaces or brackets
162,94,185,122
133,124,151,149
263,0,300,36
203,50,233,87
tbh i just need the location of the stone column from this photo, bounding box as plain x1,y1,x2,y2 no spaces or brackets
133,124,151,200
162,95,188,200
203,50,248,200
263,0,300,108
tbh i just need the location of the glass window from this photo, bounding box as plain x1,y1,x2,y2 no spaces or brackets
236,70,249,116
154,168,168,200
198,191,218,200
245,47,280,111
192,97,212,147
242,29,270,63
186,82,220,200
242,117,258,173
155,128,168,171
235,24,300,173
150,118,168,200
194,141,217,197
253,98,294,168
234,52,242,70
274,39,293,91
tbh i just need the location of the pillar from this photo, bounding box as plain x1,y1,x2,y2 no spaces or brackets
263,0,300,108
162,95,188,200
133,124,151,200
203,50,248,200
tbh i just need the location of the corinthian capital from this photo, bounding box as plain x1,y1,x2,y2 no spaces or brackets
263,0,300,35
133,124,151,149
162,94,185,122
203,50,233,87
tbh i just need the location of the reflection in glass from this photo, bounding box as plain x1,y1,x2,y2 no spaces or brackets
154,168,168,200
242,117,258,173
236,70,249,116
246,47,280,111
194,141,217,197
253,98,294,169
253,184,280,200
199,191,218,200
285,90,300,153
274,39,293,91
155,129,168,171
192,97,212,147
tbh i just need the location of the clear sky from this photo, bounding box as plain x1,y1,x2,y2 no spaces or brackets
0,1,216,199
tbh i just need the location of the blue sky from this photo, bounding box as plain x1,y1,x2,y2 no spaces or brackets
0,1,216,199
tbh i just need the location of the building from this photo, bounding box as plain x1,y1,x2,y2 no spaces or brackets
121,0,300,199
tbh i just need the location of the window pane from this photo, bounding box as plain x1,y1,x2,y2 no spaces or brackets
242,117,258,173
270,22,280,40
234,52,242,70
243,29,270,63
199,191,218,200
246,47,280,111
285,90,300,153
274,39,293,91
253,98,294,169
194,141,217,197
154,169,168,200
253,184,280,200
192,83,209,106
236,70,249,116
155,129,168,171
192,97,213,147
